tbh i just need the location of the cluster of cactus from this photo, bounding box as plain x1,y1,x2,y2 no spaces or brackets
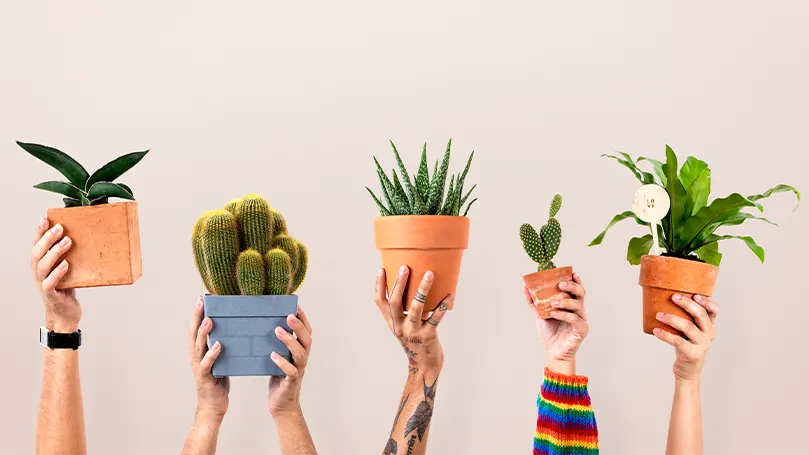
520,194,563,271
192,194,307,296
17,141,149,207
366,139,478,216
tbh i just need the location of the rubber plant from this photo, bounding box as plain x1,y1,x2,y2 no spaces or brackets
369,139,476,313
17,141,148,207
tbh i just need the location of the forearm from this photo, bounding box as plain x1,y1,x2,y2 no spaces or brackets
535,368,598,455
273,408,317,455
382,368,440,455
182,412,223,455
36,348,86,455
666,380,702,455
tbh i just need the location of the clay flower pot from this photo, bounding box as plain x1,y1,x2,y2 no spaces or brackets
639,255,718,335
523,266,573,319
204,294,297,378
46,201,142,290
374,215,470,312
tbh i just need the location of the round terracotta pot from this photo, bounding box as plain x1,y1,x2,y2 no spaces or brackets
523,266,573,319
374,215,470,313
639,255,718,335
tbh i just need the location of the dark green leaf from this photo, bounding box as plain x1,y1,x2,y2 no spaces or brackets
627,235,653,265
677,193,757,254
17,141,90,188
427,139,451,213
441,175,456,215
460,184,477,208
589,211,646,246
462,198,477,217
63,197,82,208
117,183,134,197
663,146,688,250
33,181,84,199
90,197,109,205
86,182,136,201
454,151,475,214
391,171,410,212
415,143,430,201
747,184,801,211
602,153,655,184
637,157,667,185
366,188,392,216
693,241,722,266
80,194,91,206
390,141,427,214
374,157,409,214
86,150,149,188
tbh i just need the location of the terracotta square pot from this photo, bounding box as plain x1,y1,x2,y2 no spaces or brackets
523,266,574,319
374,215,469,313
46,202,142,290
639,255,718,335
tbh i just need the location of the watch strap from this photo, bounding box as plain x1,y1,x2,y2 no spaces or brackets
47,329,82,350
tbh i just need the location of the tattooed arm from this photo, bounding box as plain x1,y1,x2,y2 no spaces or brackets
375,266,451,455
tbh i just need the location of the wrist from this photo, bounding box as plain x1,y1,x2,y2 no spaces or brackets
270,404,303,420
45,317,80,333
674,376,702,389
195,408,226,426
546,358,576,376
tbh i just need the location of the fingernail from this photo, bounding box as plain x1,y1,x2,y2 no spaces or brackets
694,295,703,302
50,224,62,234
212,341,221,350
270,351,279,359
573,273,580,279
275,327,286,337
656,312,665,320
653,328,661,335
377,268,383,276
59,236,71,247
288,314,297,324
58,260,68,270
551,301,561,307
399,265,408,275
424,270,434,280
38,218,47,228
559,281,568,289
550,311,559,318
672,294,681,301
195,299,202,309
203,318,211,328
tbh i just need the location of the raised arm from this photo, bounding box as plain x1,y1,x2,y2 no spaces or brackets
524,273,598,455
653,294,719,455
374,267,451,455
33,218,86,455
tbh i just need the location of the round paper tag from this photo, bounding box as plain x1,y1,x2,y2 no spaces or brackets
632,184,671,223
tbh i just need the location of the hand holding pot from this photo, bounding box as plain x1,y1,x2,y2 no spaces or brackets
268,306,313,417
189,296,230,421
653,294,719,382
524,273,589,376
32,218,81,332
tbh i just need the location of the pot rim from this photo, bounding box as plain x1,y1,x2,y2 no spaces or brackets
374,215,470,250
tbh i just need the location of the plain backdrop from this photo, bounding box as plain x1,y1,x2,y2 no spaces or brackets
1,1,808,454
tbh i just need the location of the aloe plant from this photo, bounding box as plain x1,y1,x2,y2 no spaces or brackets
520,194,563,271
17,141,149,207
589,146,800,266
366,139,477,216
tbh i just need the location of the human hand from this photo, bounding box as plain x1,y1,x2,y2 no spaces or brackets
268,306,313,418
32,218,81,332
189,296,230,422
374,266,452,377
523,273,589,376
654,294,719,383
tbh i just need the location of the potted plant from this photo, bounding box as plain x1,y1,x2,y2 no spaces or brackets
18,141,148,289
192,194,308,377
367,139,477,312
589,146,800,334
520,194,571,319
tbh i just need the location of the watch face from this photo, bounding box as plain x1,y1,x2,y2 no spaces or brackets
39,327,50,348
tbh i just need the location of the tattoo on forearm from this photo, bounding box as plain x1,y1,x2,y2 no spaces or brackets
403,376,439,441
406,435,417,455
383,394,409,455
407,337,422,344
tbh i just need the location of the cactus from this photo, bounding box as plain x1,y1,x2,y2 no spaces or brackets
192,194,308,296
520,194,564,271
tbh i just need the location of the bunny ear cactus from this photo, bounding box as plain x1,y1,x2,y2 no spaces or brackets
520,194,563,271
17,141,149,207
192,194,307,296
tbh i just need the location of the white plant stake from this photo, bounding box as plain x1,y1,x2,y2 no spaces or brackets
632,184,671,256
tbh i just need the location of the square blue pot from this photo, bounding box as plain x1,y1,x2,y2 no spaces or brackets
203,294,298,378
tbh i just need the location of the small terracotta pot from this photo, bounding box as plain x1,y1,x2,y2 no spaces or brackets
638,255,718,335
374,215,469,312
523,266,573,319
46,202,142,290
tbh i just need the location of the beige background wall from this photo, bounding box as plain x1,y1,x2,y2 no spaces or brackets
1,1,808,453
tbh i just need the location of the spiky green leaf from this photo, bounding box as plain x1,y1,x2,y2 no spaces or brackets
390,141,427,214
462,198,477,217
366,187,392,216
460,184,477,208
427,139,452,213
17,141,90,188
415,143,430,201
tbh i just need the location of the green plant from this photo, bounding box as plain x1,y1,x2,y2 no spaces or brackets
17,141,149,207
520,194,563,271
589,146,800,266
192,194,308,296
366,139,477,216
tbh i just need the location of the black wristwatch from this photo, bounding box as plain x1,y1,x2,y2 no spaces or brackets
39,327,82,350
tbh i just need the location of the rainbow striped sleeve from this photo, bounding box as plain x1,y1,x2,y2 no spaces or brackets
534,368,599,455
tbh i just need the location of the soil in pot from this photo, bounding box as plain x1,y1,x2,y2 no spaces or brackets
639,255,718,335
374,215,469,313
523,266,574,319
46,201,142,290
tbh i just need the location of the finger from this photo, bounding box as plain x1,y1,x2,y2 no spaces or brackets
672,294,711,334
693,295,719,324
652,327,689,349
374,268,393,327
37,236,73,282
194,317,213,363
189,297,204,352
549,298,585,319
287,314,312,351
425,294,453,328
33,217,49,246
270,351,300,380
31,223,64,278
388,265,409,318
559,278,586,300
276,326,307,369
408,270,433,324
656,313,705,343
199,341,222,375
41,260,69,297
549,309,588,334
523,286,534,306
296,305,313,335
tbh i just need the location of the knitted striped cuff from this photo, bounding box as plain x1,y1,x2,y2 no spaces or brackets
534,368,599,455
